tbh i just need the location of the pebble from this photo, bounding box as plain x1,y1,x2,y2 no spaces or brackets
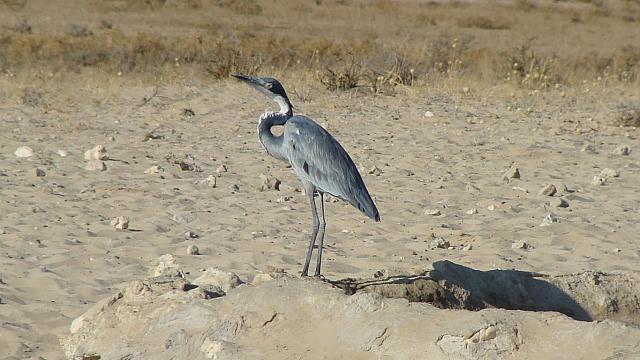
502,166,520,181
32,168,46,177
85,160,106,171
430,236,450,249
259,174,281,191
186,244,200,255
612,145,630,156
424,111,435,118
216,164,228,173
613,248,621,253
205,175,217,188
540,213,559,226
580,144,596,153
511,240,529,250
539,184,556,196
14,146,34,158
84,145,108,160
57,149,68,157
425,209,441,216
487,204,496,211
231,184,240,192
551,197,569,208
591,175,607,186
368,166,383,176
110,216,129,230
144,165,163,174
466,208,478,215
185,231,199,239
462,244,473,251
600,168,619,178
276,196,291,203
193,268,242,292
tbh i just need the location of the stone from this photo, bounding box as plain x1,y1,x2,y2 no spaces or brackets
612,145,630,156
600,168,620,178
152,254,184,278
425,209,441,216
591,176,607,186
259,174,281,191
580,144,596,153
193,268,242,292
503,166,520,180
512,240,529,249
368,166,383,176
57,149,68,157
462,244,473,251
32,168,46,177
85,160,106,171
424,111,435,118
466,208,478,215
144,165,163,174
84,145,108,160
540,213,559,226
186,245,199,255
110,216,129,230
185,231,199,239
216,164,227,173
551,197,569,208
205,175,217,188
14,146,34,158
430,236,450,249
487,204,495,211
539,184,556,196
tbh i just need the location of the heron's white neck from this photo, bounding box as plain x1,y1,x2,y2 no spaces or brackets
274,95,293,117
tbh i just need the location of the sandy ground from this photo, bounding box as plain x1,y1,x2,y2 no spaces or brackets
0,75,639,358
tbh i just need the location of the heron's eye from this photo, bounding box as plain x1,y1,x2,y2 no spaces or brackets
266,83,273,89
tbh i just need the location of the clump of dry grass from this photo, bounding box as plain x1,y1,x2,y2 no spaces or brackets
614,103,640,127
504,44,560,89
457,16,511,30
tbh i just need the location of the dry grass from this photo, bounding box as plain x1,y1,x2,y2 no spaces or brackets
0,0,639,94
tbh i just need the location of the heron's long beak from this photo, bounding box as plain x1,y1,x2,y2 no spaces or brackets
233,74,272,97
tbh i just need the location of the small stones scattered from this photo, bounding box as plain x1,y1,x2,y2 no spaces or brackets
14,146,34,158
466,208,478,215
144,165,164,174
600,168,620,179
502,166,520,182
430,236,450,249
216,164,228,174
511,240,530,250
539,184,556,196
186,244,200,255
85,160,106,171
368,166,383,176
425,208,441,216
259,174,281,191
165,153,202,172
84,145,108,160
550,197,570,208
31,168,46,177
591,175,607,186
110,216,129,230
612,145,630,156
540,213,559,226
57,149,68,157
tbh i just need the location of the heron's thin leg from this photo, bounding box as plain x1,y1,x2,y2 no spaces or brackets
301,190,319,277
314,193,326,277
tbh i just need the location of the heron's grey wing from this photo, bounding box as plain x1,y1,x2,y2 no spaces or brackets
284,116,379,221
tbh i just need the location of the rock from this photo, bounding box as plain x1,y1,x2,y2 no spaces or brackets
503,166,520,180
430,236,450,249
600,168,620,178
591,175,607,186
84,145,108,160
540,213,559,226
185,231,199,239
144,165,163,174
85,160,106,171
511,240,529,249
487,204,495,211
193,268,242,292
205,175,217,188
152,254,184,277
612,145,630,156
539,184,556,196
462,244,473,251
424,111,435,118
551,197,569,208
425,209,441,216
32,168,46,177
231,184,240,192
216,164,227,173
368,166,383,176
613,248,621,253
110,216,129,230
466,208,478,215
580,144,596,153
186,245,200,255
14,146,34,158
259,174,281,191
57,149,68,157
276,196,291,203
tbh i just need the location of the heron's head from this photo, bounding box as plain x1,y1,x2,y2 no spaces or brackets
233,74,292,114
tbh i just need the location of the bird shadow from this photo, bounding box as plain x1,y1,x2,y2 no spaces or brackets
329,260,592,322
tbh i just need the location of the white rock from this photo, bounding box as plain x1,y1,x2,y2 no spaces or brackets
612,145,630,156
144,165,163,174
487,204,496,211
462,244,473,251
539,184,556,196
466,208,478,215
512,240,529,249
152,254,183,277
186,244,200,255
424,111,435,118
110,216,129,230
430,236,450,249
84,145,108,160
503,166,520,180
205,175,217,188
600,168,619,178
425,209,441,216
85,160,106,171
551,197,569,208
14,146,34,158
259,174,281,191
591,176,607,186
57,149,68,157
193,268,242,292
540,213,559,226
216,164,227,173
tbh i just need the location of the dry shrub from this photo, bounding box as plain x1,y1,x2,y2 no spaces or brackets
614,103,640,127
215,0,262,15
505,44,559,89
320,57,363,91
457,16,511,30
426,34,473,76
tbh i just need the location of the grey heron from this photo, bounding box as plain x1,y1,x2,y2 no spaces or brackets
233,74,380,277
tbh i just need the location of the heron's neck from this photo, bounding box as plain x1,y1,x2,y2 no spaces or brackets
258,97,292,161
